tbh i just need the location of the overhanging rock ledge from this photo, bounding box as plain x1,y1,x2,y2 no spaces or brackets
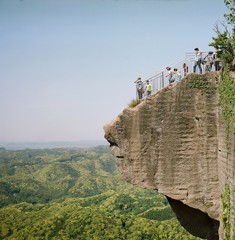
104,73,235,240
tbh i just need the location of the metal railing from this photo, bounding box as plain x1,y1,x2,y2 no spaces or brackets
136,52,221,99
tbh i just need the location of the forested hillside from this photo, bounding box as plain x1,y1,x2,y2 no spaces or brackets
0,146,200,239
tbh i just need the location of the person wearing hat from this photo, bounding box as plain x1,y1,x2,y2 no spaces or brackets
145,80,153,96
134,77,144,100
166,67,174,84
193,47,203,74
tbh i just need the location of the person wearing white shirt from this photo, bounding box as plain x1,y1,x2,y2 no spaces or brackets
193,47,202,74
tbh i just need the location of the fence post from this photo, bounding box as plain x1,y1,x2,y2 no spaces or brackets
161,71,164,89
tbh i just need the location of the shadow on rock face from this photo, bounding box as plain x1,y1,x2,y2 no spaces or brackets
167,197,219,240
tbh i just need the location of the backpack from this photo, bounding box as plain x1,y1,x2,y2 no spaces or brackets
137,82,143,92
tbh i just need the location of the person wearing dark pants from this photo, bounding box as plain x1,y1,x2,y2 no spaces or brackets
193,47,202,74
214,48,222,71
134,77,144,100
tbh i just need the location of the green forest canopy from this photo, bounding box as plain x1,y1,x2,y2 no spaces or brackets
0,146,200,239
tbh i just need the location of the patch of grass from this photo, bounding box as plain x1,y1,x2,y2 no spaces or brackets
128,99,140,108
187,74,217,94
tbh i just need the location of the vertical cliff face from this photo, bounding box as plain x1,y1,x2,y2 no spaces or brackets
104,73,235,240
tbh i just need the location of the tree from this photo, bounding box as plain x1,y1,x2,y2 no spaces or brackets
224,0,235,25
209,0,235,69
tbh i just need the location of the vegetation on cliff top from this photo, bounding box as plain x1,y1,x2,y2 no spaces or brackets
209,0,235,70
187,73,218,94
128,98,140,108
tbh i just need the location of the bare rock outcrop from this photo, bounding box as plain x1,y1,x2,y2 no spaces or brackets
104,73,235,239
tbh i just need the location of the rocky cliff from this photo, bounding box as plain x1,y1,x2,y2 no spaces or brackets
104,72,235,240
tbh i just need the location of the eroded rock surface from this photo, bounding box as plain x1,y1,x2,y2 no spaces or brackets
104,73,235,239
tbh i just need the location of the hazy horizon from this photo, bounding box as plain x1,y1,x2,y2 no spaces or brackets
0,139,109,150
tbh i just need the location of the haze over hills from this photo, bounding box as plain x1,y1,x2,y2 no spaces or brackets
0,140,108,150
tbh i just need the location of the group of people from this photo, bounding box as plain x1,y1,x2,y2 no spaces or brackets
135,48,222,100
193,47,222,74
166,67,182,84
134,77,153,100
166,48,222,84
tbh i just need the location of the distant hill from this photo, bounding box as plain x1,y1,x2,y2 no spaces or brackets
0,140,108,150
0,146,117,206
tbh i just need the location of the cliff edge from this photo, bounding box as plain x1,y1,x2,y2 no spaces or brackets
104,73,235,240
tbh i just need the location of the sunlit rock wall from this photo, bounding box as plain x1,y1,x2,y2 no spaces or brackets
104,73,235,240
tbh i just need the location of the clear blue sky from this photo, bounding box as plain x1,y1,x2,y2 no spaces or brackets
0,0,228,142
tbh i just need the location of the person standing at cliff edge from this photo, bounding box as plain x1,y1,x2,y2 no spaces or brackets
183,63,188,76
134,77,144,100
166,67,174,84
213,47,222,71
145,80,153,96
193,47,203,74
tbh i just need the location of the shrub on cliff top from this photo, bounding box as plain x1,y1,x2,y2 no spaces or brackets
209,0,235,70
187,73,218,94
128,99,140,108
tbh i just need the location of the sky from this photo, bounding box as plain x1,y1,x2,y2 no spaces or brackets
0,0,229,143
